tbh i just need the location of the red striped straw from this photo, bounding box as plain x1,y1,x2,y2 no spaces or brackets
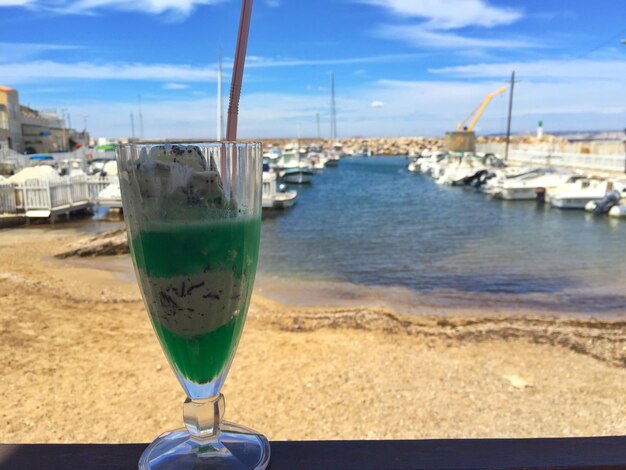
226,0,254,141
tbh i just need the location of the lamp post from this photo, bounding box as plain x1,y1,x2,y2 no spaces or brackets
60,108,68,152
621,41,625,172
623,128,626,174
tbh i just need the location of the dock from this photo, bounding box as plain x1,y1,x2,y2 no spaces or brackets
0,175,120,223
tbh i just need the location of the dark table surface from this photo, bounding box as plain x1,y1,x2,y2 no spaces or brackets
1,436,626,470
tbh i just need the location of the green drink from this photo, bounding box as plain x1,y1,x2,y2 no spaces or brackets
120,143,262,389
130,217,260,384
119,141,269,469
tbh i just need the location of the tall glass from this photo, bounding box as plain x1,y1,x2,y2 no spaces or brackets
117,142,269,469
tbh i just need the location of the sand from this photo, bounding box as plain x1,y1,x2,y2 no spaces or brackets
0,227,625,444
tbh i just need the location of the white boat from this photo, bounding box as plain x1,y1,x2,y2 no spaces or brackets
262,170,297,210
354,148,372,157
407,159,420,173
434,155,486,186
276,142,311,171
58,159,86,177
493,170,573,200
307,152,327,171
481,167,540,195
324,150,340,167
547,178,611,209
263,149,282,171
280,168,313,184
419,151,448,177
97,180,122,208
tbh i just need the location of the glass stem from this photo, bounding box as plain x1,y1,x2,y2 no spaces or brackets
183,393,225,442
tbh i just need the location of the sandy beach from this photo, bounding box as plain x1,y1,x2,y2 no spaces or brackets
0,226,625,444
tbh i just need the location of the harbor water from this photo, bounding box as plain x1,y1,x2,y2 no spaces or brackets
258,156,626,316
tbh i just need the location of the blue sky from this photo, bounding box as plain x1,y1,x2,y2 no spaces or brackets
1,0,625,138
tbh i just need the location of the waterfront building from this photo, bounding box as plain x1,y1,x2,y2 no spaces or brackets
0,86,23,152
0,84,87,153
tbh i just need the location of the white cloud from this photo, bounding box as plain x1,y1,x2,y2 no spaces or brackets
246,53,425,68
370,101,384,108
0,61,218,83
376,24,536,49
0,54,424,84
358,0,522,29
0,0,32,5
429,58,626,80
0,43,81,62
0,0,225,15
357,0,531,50
163,82,190,89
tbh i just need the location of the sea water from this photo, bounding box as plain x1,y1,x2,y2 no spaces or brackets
258,157,626,315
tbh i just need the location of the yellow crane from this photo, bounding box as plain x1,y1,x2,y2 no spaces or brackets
457,86,506,132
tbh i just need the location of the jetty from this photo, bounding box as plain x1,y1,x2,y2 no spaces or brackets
0,147,121,224
0,174,119,222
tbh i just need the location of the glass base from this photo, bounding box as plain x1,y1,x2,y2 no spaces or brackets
139,421,270,470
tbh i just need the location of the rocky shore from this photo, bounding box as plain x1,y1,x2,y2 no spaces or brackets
55,229,129,258
262,133,623,156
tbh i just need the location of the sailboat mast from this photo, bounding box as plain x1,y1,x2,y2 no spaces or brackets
217,49,224,141
137,94,144,139
330,72,337,144
316,112,321,141
504,70,516,162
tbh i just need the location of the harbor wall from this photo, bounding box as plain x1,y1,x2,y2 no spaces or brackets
476,141,625,158
476,142,626,173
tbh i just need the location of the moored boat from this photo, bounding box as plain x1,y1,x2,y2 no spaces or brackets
262,169,298,210
494,170,573,201
547,177,610,209
281,168,313,184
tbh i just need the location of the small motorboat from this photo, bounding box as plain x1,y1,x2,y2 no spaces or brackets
547,177,610,209
262,169,298,210
281,168,313,184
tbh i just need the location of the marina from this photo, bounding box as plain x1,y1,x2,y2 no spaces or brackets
1,0,626,456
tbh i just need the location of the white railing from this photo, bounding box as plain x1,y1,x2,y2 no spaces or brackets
14,176,89,213
1,173,120,217
0,184,16,214
476,143,626,173
16,179,50,211
507,150,625,173
0,148,28,170
87,175,118,201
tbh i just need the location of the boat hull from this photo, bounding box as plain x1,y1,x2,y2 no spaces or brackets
281,170,313,184
549,197,599,209
497,187,539,200
262,191,298,210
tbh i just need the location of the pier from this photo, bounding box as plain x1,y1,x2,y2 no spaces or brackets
0,175,120,222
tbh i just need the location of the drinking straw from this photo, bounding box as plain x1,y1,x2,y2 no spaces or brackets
226,0,254,141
